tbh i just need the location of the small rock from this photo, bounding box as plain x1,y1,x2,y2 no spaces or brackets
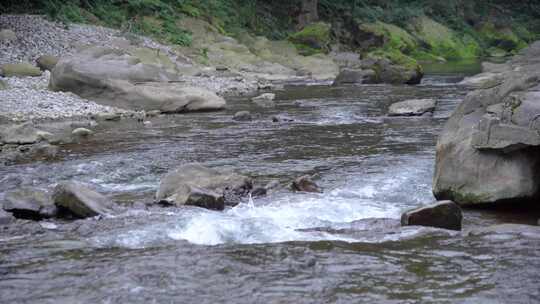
2,187,56,220
72,128,94,137
95,112,121,121
401,201,462,231
272,115,294,123
388,99,436,117
292,175,322,193
252,93,276,107
233,111,252,121
0,29,17,42
53,181,114,219
0,209,15,225
0,79,7,90
0,63,42,77
36,55,59,71
145,110,161,117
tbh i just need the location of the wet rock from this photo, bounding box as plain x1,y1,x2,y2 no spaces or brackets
361,57,423,85
252,93,276,107
50,46,226,112
332,68,376,85
434,42,540,206
272,115,294,123
184,186,225,211
459,72,504,89
467,224,540,237
0,208,15,225
95,112,121,121
36,54,59,71
156,163,252,208
388,99,436,116
53,181,114,219
71,128,94,137
401,201,462,231
0,62,42,77
292,175,322,193
0,29,17,42
2,187,56,220
233,111,252,121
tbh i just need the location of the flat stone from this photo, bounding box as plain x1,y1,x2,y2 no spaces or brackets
53,181,114,219
72,128,94,137
2,187,56,220
0,63,42,77
388,99,436,116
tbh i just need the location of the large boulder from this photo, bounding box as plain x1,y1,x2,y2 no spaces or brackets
401,201,462,231
49,46,225,112
36,55,59,71
156,163,252,209
388,99,436,116
53,181,114,218
361,57,423,85
289,22,331,56
332,68,377,85
2,188,56,220
433,42,540,206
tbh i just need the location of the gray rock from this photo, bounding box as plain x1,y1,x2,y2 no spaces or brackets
467,224,540,237
332,68,376,85
233,111,252,121
183,186,225,211
433,43,540,206
361,58,423,85
36,54,59,71
271,115,294,123
0,29,17,42
71,128,94,137
459,72,504,89
2,187,56,220
50,46,226,112
252,93,276,107
0,63,42,77
156,163,252,208
388,99,436,116
53,181,114,218
401,201,462,231
0,208,15,225
292,175,322,193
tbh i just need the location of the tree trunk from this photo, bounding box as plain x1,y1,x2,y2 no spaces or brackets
297,0,318,30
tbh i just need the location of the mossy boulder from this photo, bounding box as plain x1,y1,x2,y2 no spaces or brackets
411,17,480,60
357,21,417,53
0,63,42,77
364,49,423,84
289,22,331,56
478,22,527,52
0,79,7,90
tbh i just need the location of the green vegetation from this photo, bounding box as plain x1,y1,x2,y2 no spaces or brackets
1,0,539,68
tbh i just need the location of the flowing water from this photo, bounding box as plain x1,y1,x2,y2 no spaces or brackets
1,64,540,303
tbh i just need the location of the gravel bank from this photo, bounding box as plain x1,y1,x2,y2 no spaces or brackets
0,73,128,123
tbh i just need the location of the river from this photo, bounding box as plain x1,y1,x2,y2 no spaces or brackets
1,63,539,303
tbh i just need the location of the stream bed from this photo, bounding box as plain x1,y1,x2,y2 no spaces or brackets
1,67,540,303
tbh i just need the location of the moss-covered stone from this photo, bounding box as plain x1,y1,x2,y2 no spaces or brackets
289,22,331,56
478,22,526,52
411,17,481,60
363,49,423,84
359,21,417,53
0,63,42,77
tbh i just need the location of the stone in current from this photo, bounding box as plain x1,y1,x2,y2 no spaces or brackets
401,201,463,231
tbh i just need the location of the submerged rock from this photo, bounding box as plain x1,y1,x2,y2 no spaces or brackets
53,181,114,219
156,163,252,208
401,201,462,231
388,99,436,116
252,93,276,107
332,68,377,85
50,46,226,112
433,42,540,206
233,111,252,121
2,187,56,220
292,175,322,193
183,185,225,211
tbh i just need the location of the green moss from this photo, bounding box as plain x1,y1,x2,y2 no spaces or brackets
446,189,491,205
478,22,525,52
360,21,417,53
289,22,331,56
367,48,420,71
411,16,481,60
411,50,445,62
